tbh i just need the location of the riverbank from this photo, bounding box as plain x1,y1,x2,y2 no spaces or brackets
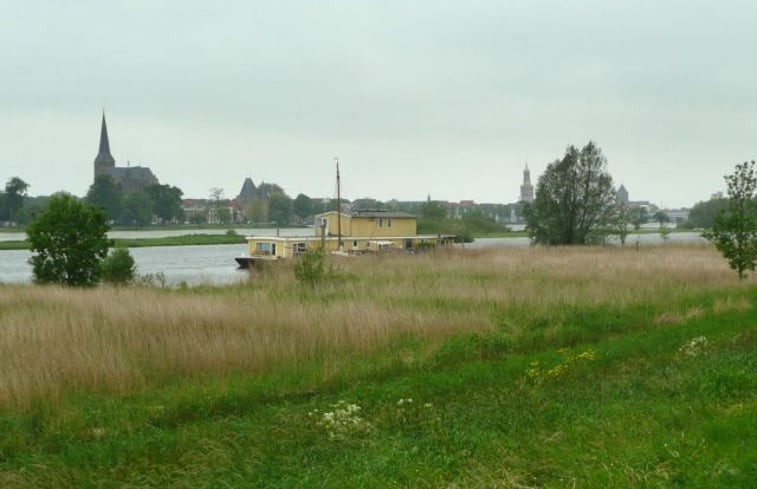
0,246,754,487
0,233,247,250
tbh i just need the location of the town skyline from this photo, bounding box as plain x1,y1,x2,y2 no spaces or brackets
2,2,755,208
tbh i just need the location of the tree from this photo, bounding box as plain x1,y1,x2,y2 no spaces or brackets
246,199,267,224
86,175,123,223
652,211,670,227
145,184,184,223
526,142,617,245
293,193,314,220
101,247,136,285
121,191,154,227
12,195,49,225
417,201,449,234
268,192,293,227
629,206,648,230
611,204,631,245
26,193,110,286
216,206,232,224
681,198,729,229
704,160,757,279
3,177,29,222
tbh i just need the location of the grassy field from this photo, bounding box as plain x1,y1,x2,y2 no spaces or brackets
0,245,754,488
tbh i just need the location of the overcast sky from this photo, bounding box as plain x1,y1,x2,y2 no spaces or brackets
1,1,755,208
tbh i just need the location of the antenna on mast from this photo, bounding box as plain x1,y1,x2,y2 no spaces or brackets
335,157,342,250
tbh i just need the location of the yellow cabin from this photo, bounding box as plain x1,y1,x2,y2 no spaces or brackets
314,210,417,239
237,210,454,266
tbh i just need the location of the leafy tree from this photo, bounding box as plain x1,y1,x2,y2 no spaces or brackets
216,206,232,224
704,160,757,279
12,195,49,225
652,211,670,227
246,199,267,223
526,142,616,245
86,175,123,223
681,198,729,229
611,204,631,245
293,193,314,219
629,206,648,230
421,201,448,221
121,191,154,227
26,193,110,286
145,184,184,223
101,247,136,285
2,177,29,222
268,192,293,227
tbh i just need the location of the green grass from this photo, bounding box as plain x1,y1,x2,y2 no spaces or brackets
0,247,754,487
1,294,754,487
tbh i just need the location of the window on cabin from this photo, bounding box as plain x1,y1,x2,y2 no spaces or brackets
388,217,392,228
378,217,383,227
256,242,274,255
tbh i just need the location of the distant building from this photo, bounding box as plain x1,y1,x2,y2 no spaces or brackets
616,184,629,205
519,164,534,203
237,177,259,205
93,113,158,193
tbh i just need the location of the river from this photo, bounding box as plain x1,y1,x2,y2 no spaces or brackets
0,229,707,286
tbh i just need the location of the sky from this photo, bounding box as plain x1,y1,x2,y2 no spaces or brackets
1,1,755,208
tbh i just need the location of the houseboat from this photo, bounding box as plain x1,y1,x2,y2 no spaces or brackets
235,210,455,268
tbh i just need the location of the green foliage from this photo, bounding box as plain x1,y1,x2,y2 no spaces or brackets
121,190,153,227
268,192,293,227
611,205,631,245
629,206,648,230
86,175,123,223
0,176,29,222
26,193,110,286
215,206,232,224
652,210,670,226
418,202,508,239
293,247,328,287
683,197,730,229
144,184,184,223
12,195,50,225
704,160,757,279
293,193,314,219
420,200,447,221
526,142,617,244
101,247,136,285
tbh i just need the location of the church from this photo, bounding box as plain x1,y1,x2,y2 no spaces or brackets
93,113,158,193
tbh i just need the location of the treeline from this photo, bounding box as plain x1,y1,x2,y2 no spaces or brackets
86,175,183,226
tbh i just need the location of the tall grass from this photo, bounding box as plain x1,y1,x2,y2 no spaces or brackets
0,244,750,408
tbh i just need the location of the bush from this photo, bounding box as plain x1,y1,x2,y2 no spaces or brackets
294,247,329,287
26,193,110,286
101,248,136,285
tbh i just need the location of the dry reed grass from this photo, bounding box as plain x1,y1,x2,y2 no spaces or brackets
0,244,751,407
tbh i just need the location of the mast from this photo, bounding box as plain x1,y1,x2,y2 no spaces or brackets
335,157,342,250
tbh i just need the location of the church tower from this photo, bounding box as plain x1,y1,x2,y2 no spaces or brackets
519,164,534,203
94,113,116,179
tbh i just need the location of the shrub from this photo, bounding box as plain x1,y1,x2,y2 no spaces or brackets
294,247,329,287
101,248,136,285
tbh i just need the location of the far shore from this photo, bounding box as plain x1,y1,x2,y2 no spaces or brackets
0,233,247,251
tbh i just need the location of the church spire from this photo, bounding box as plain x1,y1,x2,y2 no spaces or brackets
94,112,116,177
99,112,111,156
